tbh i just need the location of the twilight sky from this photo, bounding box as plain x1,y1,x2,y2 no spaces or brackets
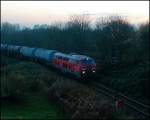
1,1,149,28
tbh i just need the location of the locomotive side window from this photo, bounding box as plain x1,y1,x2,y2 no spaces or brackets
69,59,78,64
63,57,69,61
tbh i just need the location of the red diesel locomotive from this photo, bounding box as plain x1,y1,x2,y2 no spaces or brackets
52,52,96,78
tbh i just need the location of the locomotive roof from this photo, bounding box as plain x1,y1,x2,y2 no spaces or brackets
70,54,92,61
55,52,70,58
54,52,93,61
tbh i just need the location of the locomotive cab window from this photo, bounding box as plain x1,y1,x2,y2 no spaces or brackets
80,58,95,64
57,56,62,59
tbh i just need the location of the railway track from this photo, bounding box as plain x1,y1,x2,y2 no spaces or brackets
88,81,150,118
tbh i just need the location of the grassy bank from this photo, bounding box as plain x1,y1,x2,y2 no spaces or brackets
1,91,64,119
1,57,65,119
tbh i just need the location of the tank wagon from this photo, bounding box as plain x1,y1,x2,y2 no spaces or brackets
1,44,96,79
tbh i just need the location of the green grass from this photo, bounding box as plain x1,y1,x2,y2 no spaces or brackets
1,92,64,119
1,58,66,119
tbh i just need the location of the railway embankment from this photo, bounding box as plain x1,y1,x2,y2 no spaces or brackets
48,78,138,119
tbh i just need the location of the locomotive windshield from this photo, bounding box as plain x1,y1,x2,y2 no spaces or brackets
80,58,95,65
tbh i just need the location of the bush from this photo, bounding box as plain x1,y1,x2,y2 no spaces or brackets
49,79,114,119
1,72,26,98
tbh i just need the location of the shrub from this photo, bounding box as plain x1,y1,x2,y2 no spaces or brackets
1,72,27,98
49,79,114,119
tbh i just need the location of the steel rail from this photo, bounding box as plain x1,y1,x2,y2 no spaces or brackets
89,81,150,117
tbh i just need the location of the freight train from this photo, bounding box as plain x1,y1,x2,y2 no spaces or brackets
1,44,96,79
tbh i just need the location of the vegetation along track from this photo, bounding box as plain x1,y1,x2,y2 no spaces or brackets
86,80,150,118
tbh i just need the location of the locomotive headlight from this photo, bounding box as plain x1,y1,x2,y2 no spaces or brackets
82,71,86,74
92,70,95,73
